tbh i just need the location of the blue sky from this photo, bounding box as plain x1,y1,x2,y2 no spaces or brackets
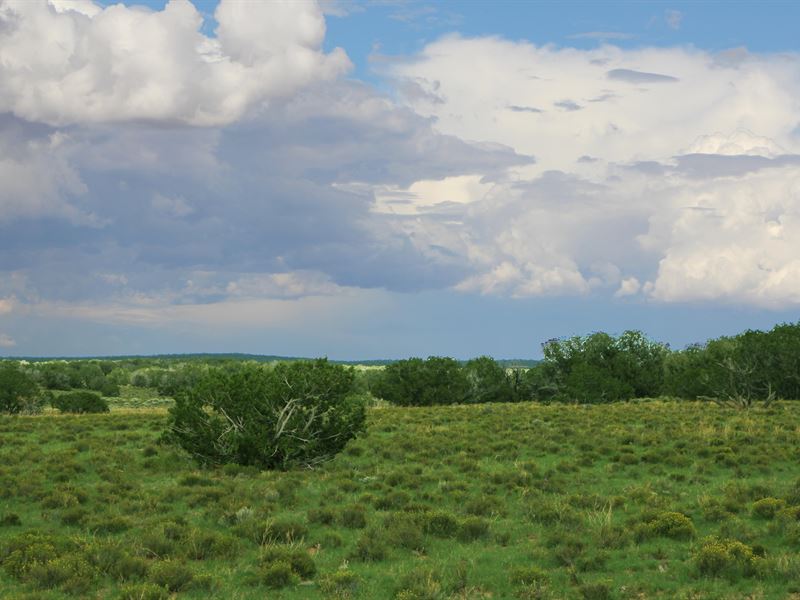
1,0,799,359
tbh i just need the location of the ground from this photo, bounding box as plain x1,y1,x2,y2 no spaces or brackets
1,398,799,599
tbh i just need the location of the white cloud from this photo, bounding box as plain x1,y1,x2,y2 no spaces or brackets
367,174,493,215
389,37,800,176
684,129,786,158
0,0,350,126
377,38,800,306
643,163,800,307
615,277,641,298
0,333,15,348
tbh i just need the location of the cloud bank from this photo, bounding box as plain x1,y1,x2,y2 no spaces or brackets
2,2,800,352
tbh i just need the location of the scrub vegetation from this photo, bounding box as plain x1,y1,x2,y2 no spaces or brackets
0,321,799,598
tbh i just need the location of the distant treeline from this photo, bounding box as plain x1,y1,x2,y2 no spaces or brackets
7,353,539,369
2,321,798,407
368,322,800,405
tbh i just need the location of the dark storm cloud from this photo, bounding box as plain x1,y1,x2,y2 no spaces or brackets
0,82,530,305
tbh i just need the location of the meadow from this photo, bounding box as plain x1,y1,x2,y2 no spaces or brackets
1,393,800,599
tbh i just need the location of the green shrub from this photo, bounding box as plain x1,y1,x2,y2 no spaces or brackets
51,391,109,414
339,504,368,529
260,545,315,580
1,531,64,580
116,583,170,600
184,529,239,559
165,360,367,469
27,555,96,593
383,513,424,550
350,528,388,562
458,516,490,541
260,560,297,588
693,536,763,579
634,511,695,541
318,568,361,599
580,581,613,600
147,560,194,592
394,566,443,599
0,513,21,527
421,511,460,538
308,507,337,525
752,497,786,519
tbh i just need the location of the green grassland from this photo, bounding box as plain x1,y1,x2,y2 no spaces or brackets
1,400,800,599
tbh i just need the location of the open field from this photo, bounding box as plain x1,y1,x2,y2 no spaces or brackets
1,400,800,599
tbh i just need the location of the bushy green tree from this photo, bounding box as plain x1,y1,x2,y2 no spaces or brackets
537,330,668,403
371,357,469,406
156,364,207,397
463,356,514,403
165,360,367,469
664,322,800,404
51,391,110,414
0,362,42,414
663,344,714,399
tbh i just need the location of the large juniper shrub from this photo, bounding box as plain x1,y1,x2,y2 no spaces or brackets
165,360,367,469
51,391,110,414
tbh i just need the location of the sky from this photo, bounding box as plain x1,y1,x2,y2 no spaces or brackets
1,0,799,359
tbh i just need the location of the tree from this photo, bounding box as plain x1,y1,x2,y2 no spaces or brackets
165,360,367,470
463,356,514,403
538,330,668,403
0,362,42,414
371,357,469,406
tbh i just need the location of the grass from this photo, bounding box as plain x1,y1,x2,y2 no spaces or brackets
1,400,800,598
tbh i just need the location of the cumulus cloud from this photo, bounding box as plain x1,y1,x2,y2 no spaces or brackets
0,0,350,126
615,277,641,298
388,37,800,175
380,37,800,306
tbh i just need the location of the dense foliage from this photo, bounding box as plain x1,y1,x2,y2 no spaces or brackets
51,391,110,414
165,359,367,469
3,320,800,408
371,357,470,406
524,330,670,403
367,323,800,406
0,363,41,414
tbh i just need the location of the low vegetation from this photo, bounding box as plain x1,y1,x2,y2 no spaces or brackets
165,359,367,469
1,400,800,598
